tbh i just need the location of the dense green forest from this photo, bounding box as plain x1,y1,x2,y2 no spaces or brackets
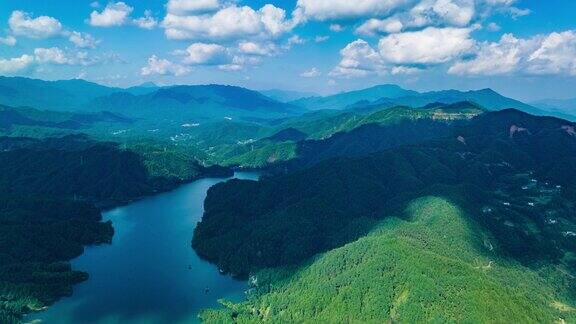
0,135,231,204
210,102,484,168
1,76,575,322
201,196,576,323
0,195,113,322
196,108,576,322
195,109,576,276
0,134,232,321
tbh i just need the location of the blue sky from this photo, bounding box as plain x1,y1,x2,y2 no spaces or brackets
0,0,575,101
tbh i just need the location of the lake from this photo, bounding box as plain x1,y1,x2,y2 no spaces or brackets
26,172,260,324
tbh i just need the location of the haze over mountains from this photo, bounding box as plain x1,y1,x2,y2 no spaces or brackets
533,97,576,116
0,77,573,124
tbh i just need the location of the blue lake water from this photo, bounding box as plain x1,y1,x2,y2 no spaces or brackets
26,172,260,324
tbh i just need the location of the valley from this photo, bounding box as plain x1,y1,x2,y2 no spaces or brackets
0,76,575,323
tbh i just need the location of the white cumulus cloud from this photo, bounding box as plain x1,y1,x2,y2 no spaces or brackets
167,0,220,15
300,67,322,77
134,10,158,29
295,0,411,21
89,2,133,27
409,0,475,28
238,41,277,56
182,43,229,65
330,39,386,77
9,11,63,39
68,31,100,49
0,35,17,46
162,4,295,40
449,30,576,76
378,27,475,64
141,55,191,76
34,47,99,66
0,55,34,74
356,18,404,36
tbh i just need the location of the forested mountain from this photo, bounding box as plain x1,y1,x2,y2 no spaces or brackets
0,134,231,321
195,108,576,322
0,135,230,203
0,105,131,137
215,102,484,168
0,77,300,123
196,108,576,275
202,196,575,323
259,89,318,103
533,97,576,115
0,77,120,112
290,85,574,120
0,195,113,323
87,85,303,121
290,84,417,110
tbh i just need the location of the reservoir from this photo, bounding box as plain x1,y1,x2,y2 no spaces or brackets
27,172,260,324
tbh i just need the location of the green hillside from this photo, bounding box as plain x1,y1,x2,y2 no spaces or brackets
213,102,484,168
0,135,230,204
202,196,575,323
194,108,576,277
0,195,113,323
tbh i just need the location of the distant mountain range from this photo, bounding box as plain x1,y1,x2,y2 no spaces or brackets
0,77,302,122
532,97,576,115
260,89,319,102
290,84,417,110
0,77,573,125
290,84,575,120
88,85,302,121
0,105,131,131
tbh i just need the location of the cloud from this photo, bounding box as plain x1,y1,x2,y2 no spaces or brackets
391,65,422,74
330,24,345,32
89,2,133,27
295,0,410,21
238,41,277,56
167,0,220,15
89,2,158,29
315,35,330,43
329,39,386,77
330,27,475,78
284,35,306,50
8,11,63,39
356,18,404,36
0,55,34,74
409,0,475,28
134,10,158,29
182,43,229,64
0,35,17,46
487,22,500,31
141,55,191,76
509,6,530,18
162,4,295,40
68,31,100,49
34,47,99,66
528,31,576,75
34,47,72,65
449,31,576,76
300,67,322,77
449,33,522,75
378,27,474,64
218,55,261,71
